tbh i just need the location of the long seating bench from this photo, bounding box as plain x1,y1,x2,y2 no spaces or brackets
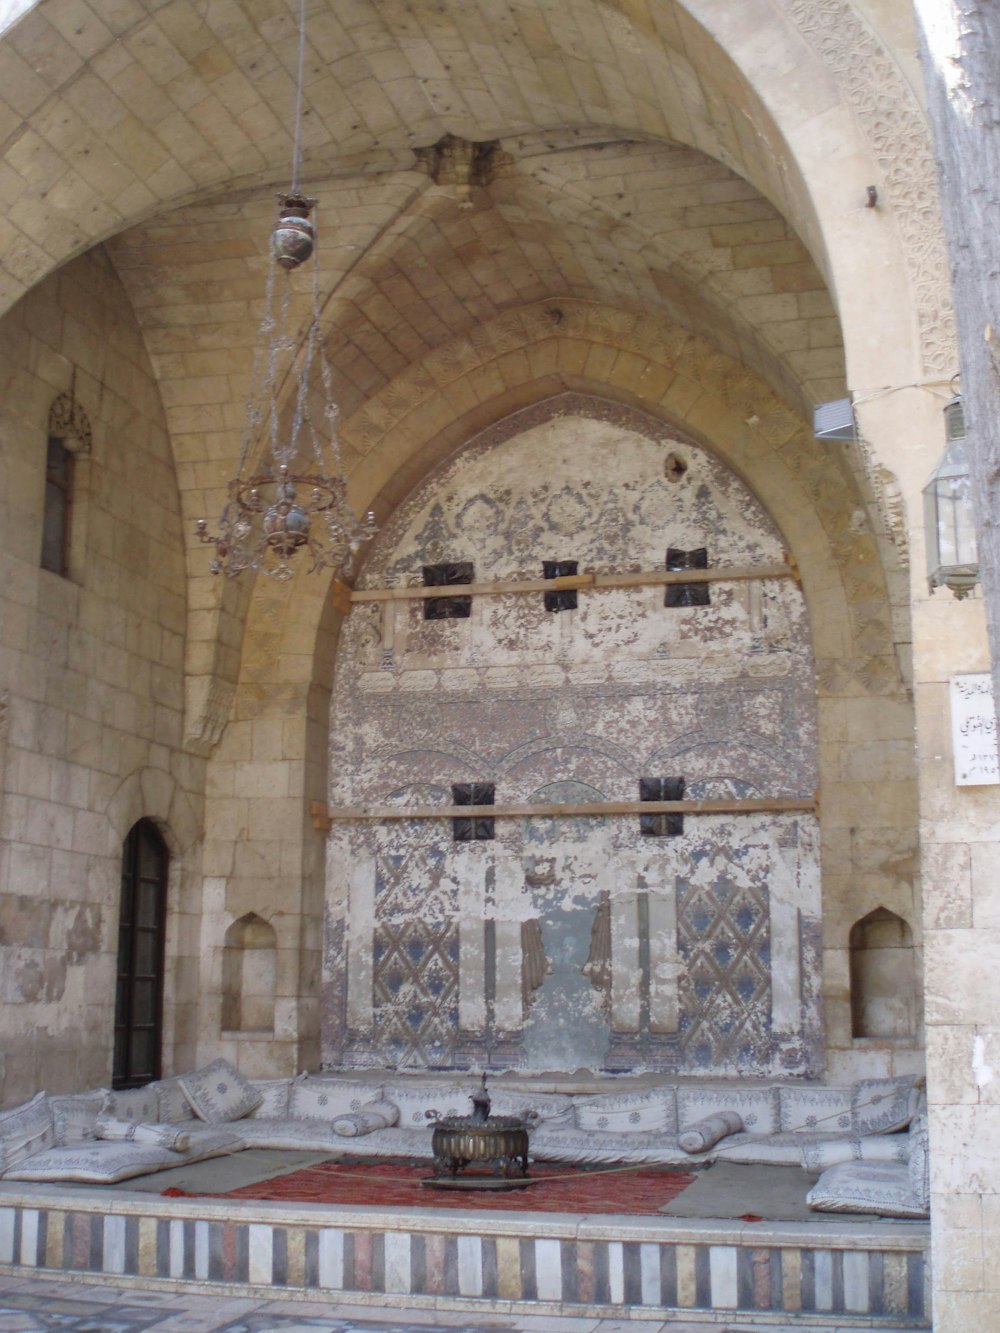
0,1061,928,1218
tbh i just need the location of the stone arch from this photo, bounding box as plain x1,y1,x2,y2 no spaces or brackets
223,305,915,1074
103,766,200,861
252,302,904,695
0,0,943,392
102,767,203,1074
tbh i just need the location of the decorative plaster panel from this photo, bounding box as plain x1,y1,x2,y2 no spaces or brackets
325,400,821,1076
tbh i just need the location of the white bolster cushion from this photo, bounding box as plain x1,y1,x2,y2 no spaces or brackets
800,1133,909,1173
332,1099,399,1138
678,1110,743,1153
95,1116,192,1152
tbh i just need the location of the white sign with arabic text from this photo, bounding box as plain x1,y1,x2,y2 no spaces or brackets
951,673,1000,786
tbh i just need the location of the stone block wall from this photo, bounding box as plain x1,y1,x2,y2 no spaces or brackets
0,249,202,1104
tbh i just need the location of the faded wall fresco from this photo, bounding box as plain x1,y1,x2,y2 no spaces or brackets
324,396,821,1076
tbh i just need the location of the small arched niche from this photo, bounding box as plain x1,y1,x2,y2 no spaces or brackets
850,907,916,1040
222,913,277,1033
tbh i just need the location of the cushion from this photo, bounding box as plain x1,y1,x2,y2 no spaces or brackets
101,1085,160,1123
678,1111,743,1153
3,1141,184,1184
529,1125,695,1166
179,1058,262,1123
778,1084,852,1133
852,1076,923,1136
332,1099,399,1137
909,1113,930,1209
289,1078,382,1121
156,1077,197,1124
2,1127,243,1184
383,1081,475,1129
677,1086,778,1136
486,1089,575,1128
574,1088,675,1135
247,1078,295,1118
806,1160,928,1218
800,1133,910,1173
0,1092,55,1174
95,1115,191,1152
174,1125,246,1157
714,1130,851,1167
49,1094,103,1146
225,1117,339,1151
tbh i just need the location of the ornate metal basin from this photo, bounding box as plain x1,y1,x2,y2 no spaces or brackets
426,1077,531,1182
430,1113,530,1179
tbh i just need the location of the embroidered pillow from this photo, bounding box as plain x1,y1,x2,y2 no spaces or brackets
289,1079,382,1121
677,1086,778,1136
332,1099,399,1137
179,1058,262,1123
678,1111,743,1153
852,1076,922,1136
806,1160,928,1218
101,1085,160,1124
908,1114,930,1210
0,1092,55,1173
156,1078,197,1125
247,1078,295,1119
779,1085,852,1133
487,1090,575,1128
575,1089,674,1135
49,1094,103,1146
384,1082,475,1128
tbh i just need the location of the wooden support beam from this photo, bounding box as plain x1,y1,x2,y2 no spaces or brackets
310,794,818,831
331,579,353,614
338,559,798,607
347,572,595,603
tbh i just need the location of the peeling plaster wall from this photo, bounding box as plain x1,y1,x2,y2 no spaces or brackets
0,250,200,1104
324,401,822,1076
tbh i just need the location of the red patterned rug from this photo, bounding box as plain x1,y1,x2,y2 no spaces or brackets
185,1161,697,1215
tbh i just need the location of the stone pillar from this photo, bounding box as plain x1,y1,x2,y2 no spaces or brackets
858,388,1000,1327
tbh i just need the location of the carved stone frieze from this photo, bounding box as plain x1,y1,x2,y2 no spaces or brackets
779,0,956,377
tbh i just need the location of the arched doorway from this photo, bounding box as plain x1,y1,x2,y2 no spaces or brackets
113,819,169,1088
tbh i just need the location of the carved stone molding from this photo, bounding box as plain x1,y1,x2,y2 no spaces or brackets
413,134,504,206
778,0,956,379
184,676,236,756
47,391,93,455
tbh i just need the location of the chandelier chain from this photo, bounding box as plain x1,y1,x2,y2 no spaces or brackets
290,0,308,196
194,0,377,581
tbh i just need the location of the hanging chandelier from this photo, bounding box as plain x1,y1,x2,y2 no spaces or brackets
196,0,376,581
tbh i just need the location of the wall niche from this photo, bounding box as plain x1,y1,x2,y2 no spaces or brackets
222,913,277,1033
850,907,916,1040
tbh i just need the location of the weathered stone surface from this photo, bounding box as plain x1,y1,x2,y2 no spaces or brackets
325,404,822,1076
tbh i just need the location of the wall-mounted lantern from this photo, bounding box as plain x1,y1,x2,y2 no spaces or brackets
923,395,979,599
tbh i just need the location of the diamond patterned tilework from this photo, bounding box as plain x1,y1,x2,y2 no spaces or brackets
677,855,772,1071
372,848,460,1066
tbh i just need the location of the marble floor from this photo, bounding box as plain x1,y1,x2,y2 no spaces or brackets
0,1274,928,1332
